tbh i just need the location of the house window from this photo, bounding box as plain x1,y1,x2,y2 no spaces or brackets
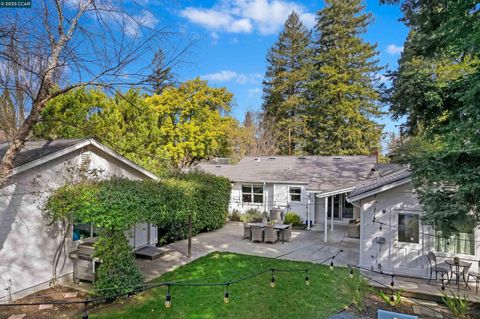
242,184,263,204
398,213,419,243
435,231,475,255
73,222,99,241
289,187,301,202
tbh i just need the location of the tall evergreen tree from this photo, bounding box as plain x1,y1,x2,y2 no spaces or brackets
307,0,383,155
262,11,311,155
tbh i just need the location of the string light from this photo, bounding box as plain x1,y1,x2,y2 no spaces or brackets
441,278,445,291
390,275,395,288
349,268,354,279
304,269,310,286
390,294,395,303
164,285,172,309
270,269,276,288
330,258,334,271
82,302,88,319
223,284,230,304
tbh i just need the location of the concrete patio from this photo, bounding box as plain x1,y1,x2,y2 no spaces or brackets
138,222,359,281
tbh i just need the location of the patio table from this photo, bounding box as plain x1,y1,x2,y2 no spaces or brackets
445,259,471,290
247,223,290,244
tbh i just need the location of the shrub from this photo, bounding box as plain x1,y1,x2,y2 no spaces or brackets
229,209,241,221
284,212,303,226
345,270,370,311
45,172,231,246
441,290,469,318
94,230,144,297
241,208,263,223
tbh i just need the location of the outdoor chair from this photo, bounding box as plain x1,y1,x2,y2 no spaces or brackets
468,270,480,293
264,225,278,244
251,226,264,243
282,224,292,242
427,252,450,283
243,222,251,239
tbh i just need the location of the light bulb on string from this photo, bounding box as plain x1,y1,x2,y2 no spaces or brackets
330,259,334,271
441,279,445,291
390,294,395,303
224,284,230,304
349,268,354,279
305,269,310,286
164,285,172,309
270,270,276,288
82,303,88,319
390,275,395,288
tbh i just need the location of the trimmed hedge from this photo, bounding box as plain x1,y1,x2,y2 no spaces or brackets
44,172,231,245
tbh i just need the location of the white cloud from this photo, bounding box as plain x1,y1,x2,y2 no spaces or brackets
180,7,252,33
248,87,262,95
386,44,403,55
201,70,262,84
125,10,159,37
180,0,315,35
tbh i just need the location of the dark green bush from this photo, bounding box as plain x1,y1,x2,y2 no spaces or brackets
94,230,144,296
45,172,231,245
284,212,303,226
241,208,263,223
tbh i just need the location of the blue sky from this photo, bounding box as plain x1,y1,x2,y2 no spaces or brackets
155,0,409,138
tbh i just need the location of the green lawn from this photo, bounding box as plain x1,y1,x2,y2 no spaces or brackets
90,252,354,319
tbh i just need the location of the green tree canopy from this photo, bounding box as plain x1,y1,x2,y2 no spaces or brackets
386,0,480,234
306,0,383,155
35,79,237,171
262,11,311,155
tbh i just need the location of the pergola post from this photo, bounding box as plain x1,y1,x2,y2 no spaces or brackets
330,195,334,231
324,196,328,243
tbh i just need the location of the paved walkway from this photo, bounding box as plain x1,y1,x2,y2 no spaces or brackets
138,222,359,281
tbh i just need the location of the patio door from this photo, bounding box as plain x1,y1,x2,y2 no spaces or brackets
391,209,426,276
134,223,149,249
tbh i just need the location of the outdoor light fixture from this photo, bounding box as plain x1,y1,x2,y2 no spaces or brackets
164,286,172,308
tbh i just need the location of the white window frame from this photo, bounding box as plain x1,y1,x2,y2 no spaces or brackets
289,186,302,202
241,184,264,204
397,213,420,244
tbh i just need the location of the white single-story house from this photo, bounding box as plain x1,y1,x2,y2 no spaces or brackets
0,138,159,302
347,168,480,278
198,155,385,242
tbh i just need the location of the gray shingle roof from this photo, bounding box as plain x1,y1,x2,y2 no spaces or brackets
347,167,411,200
0,139,86,168
198,155,378,193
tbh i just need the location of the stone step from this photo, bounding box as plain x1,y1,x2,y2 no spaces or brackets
134,246,170,260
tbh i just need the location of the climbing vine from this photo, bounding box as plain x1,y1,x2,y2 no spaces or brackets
43,171,231,296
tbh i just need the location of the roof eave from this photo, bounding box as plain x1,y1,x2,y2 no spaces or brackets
9,139,158,181
346,177,411,203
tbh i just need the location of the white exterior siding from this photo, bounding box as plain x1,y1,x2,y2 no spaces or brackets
0,144,157,302
229,182,309,221
359,183,480,277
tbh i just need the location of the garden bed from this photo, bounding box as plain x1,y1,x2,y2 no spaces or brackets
0,286,87,319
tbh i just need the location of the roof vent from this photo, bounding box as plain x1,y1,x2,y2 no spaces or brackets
80,152,91,171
